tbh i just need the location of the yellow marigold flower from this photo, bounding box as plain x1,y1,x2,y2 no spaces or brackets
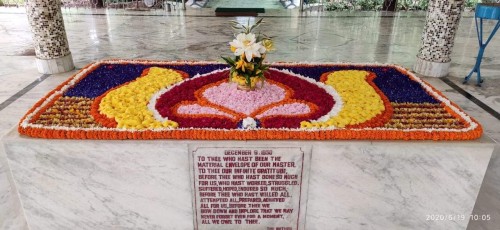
99,67,183,129
302,70,385,129
300,121,313,129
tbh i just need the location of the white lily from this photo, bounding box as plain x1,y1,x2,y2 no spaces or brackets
229,33,267,62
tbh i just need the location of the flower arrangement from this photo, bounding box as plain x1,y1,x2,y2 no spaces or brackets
222,18,274,90
17,60,483,141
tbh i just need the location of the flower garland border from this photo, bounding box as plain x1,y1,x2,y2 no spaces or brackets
18,59,482,140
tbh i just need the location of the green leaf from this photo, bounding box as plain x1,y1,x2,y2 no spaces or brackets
229,69,234,81
221,56,236,66
244,73,251,86
255,18,264,25
250,18,264,33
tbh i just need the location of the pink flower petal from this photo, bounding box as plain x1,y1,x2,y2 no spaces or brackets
256,103,311,119
177,104,235,119
202,82,286,116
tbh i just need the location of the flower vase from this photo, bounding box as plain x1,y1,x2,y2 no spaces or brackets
231,75,264,91
237,83,254,91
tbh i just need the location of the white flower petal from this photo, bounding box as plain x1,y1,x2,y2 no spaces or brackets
245,33,256,44
234,48,244,56
236,33,246,41
245,50,253,62
229,40,240,47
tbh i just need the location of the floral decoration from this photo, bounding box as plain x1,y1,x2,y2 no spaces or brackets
18,60,482,140
301,70,387,128
222,18,274,90
153,68,336,129
95,67,186,129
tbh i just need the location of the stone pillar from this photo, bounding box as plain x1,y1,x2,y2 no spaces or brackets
413,0,465,77
25,0,74,74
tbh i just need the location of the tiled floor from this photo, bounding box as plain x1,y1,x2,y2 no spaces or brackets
0,6,499,229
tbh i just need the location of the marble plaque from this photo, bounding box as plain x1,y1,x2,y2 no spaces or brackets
189,146,311,230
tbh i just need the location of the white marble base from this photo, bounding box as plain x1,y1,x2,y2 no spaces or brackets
413,57,451,77
35,54,75,74
1,128,494,230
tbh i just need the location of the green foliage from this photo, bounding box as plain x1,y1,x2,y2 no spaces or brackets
357,0,383,10
325,0,383,11
0,0,25,6
324,0,383,11
465,0,479,8
397,0,428,10
2,0,24,5
230,18,264,34
323,0,492,11
325,1,351,11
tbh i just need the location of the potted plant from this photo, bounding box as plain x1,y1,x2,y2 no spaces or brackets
222,19,275,91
